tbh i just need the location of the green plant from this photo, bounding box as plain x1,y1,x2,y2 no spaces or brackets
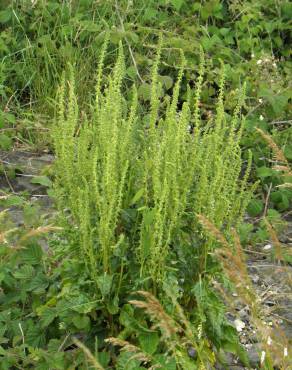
53,39,254,291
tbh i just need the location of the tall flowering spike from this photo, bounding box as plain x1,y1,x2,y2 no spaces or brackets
193,47,205,131
95,32,109,109
149,33,163,132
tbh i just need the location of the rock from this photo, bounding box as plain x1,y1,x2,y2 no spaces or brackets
251,274,260,284
246,344,260,367
234,319,245,332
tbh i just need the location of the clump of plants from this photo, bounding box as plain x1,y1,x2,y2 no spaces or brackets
51,37,255,367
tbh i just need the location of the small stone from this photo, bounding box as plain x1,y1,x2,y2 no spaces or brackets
234,319,245,332
251,274,260,284
188,347,197,358
263,244,272,250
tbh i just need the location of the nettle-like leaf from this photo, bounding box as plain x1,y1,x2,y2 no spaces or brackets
138,331,159,355
13,265,35,280
40,308,57,328
19,243,43,265
72,314,90,330
97,274,113,297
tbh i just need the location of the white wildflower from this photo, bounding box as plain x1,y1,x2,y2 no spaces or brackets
284,347,288,357
257,59,262,65
258,98,263,103
267,336,272,345
259,115,264,121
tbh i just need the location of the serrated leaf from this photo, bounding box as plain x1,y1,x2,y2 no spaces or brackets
26,323,46,347
72,314,90,329
29,273,49,294
170,0,184,11
138,83,152,101
20,243,43,265
13,265,34,280
138,331,159,355
40,308,56,328
97,274,113,297
158,75,173,90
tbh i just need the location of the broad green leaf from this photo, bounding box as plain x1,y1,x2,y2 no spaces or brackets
158,75,173,90
256,166,274,178
0,10,11,23
138,331,159,355
13,265,34,280
72,314,90,329
138,83,152,101
40,308,56,328
26,323,46,347
97,274,113,297
20,243,43,265
29,273,49,294
170,0,184,10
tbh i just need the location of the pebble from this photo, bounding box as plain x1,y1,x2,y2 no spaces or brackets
234,319,245,332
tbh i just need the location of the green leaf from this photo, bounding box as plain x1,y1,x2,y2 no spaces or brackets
0,134,12,150
26,323,46,347
4,195,24,207
130,188,144,205
158,75,173,90
138,83,152,101
153,355,176,370
138,331,159,355
20,243,43,265
40,308,56,328
0,10,12,24
72,314,90,329
116,351,141,370
170,0,184,10
247,199,263,217
97,274,113,297
107,295,119,314
30,176,52,187
29,273,49,294
99,352,110,367
256,166,274,178
13,265,34,280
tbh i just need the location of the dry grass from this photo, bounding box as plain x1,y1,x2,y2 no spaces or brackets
197,213,291,369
